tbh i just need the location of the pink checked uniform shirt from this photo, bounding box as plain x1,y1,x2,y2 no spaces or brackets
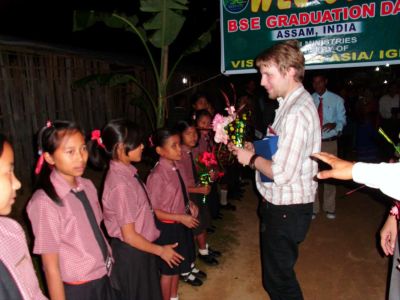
102,161,160,242
0,217,47,300
192,132,213,158
27,170,112,283
146,158,186,215
175,145,196,189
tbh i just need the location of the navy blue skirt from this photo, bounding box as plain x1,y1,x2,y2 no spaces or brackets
110,238,162,300
190,193,211,236
155,221,195,275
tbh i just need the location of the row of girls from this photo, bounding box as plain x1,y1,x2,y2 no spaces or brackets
0,115,221,300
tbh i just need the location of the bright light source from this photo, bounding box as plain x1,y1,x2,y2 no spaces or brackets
383,80,388,84
182,77,188,85
385,63,390,67
375,66,380,71
348,80,353,85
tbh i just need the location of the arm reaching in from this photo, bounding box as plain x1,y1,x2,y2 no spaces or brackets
311,152,354,180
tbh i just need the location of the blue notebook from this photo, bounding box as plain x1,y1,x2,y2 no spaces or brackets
253,136,279,182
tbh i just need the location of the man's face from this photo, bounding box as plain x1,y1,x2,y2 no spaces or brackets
312,76,327,95
259,63,290,99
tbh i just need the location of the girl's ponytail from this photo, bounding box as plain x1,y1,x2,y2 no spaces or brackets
88,119,144,168
87,129,109,170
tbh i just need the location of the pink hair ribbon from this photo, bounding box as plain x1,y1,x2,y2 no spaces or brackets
91,129,106,149
34,151,44,175
148,135,154,147
34,120,53,175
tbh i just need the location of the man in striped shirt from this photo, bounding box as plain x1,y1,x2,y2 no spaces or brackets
232,40,321,300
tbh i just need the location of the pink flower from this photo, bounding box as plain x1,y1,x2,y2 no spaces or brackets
390,205,399,219
225,106,236,117
212,113,236,144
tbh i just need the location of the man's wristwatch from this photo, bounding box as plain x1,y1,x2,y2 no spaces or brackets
249,154,259,170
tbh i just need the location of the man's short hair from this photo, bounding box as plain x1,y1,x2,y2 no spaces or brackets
255,40,305,82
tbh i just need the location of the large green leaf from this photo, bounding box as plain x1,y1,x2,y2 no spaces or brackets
183,23,216,55
73,11,143,36
141,0,188,48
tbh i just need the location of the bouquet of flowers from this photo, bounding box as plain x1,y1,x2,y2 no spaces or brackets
196,150,224,203
211,84,249,170
212,84,247,148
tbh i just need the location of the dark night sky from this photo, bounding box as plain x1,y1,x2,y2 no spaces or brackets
0,0,221,70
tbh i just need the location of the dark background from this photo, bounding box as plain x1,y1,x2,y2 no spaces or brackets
0,0,398,92
0,0,221,70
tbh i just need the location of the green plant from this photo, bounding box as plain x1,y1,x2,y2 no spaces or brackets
74,0,214,129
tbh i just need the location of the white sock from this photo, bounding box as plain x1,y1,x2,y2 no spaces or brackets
192,267,200,273
181,272,189,276
199,248,209,256
170,297,179,300
191,262,195,268
206,243,209,249
220,189,228,205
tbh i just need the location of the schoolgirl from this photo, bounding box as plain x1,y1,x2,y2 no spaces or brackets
192,109,223,219
175,120,221,266
0,134,47,300
27,121,117,300
146,128,200,300
88,119,183,300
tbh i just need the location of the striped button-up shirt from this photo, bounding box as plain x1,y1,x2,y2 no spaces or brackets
27,170,111,283
256,86,321,205
0,217,47,300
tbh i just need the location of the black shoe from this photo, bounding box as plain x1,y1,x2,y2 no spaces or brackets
220,203,236,211
198,254,219,266
208,247,222,258
240,181,249,187
180,273,203,286
191,268,207,279
207,227,215,234
213,213,223,220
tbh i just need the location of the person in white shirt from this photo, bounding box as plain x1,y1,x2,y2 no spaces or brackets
379,84,399,120
312,74,346,219
312,151,400,300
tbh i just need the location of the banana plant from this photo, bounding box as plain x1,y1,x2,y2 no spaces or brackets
73,0,214,129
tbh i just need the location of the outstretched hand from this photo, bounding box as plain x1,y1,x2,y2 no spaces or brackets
311,152,354,180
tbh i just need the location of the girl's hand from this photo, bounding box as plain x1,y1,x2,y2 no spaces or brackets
198,185,211,195
160,243,184,268
232,146,254,166
180,215,199,228
189,201,199,217
380,214,398,256
209,169,217,181
244,141,255,153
